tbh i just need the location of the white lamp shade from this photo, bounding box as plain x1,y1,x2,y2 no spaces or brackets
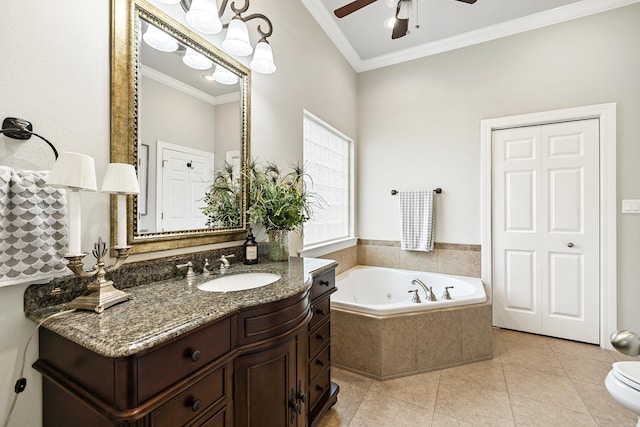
101,163,140,195
222,18,253,57
47,152,97,191
250,41,276,74
182,47,213,70
213,65,239,85
186,0,222,34
142,25,178,52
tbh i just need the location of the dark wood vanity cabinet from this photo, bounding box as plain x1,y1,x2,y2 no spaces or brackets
34,267,338,427
307,270,339,427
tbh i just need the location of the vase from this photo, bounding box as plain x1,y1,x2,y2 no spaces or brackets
267,230,289,261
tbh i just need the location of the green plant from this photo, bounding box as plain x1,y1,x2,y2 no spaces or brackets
247,160,320,232
202,161,242,228
202,160,321,232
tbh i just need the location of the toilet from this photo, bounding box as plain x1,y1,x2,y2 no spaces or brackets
605,361,640,426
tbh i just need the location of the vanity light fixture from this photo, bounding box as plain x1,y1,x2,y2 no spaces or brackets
142,24,179,52
46,152,97,256
153,0,277,74
182,46,213,70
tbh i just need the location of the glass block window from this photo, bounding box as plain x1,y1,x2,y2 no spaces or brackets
303,111,354,248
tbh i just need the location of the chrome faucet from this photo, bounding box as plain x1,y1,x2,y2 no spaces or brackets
176,261,195,279
215,254,236,272
408,289,421,303
442,286,454,300
411,278,437,301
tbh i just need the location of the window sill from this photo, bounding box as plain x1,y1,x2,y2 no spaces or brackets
298,237,358,258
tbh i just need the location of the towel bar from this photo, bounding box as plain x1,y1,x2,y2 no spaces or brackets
391,188,441,195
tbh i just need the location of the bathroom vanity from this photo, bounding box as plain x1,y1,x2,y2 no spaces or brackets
29,258,338,427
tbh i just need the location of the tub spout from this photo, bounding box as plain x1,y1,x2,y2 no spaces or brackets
411,278,437,301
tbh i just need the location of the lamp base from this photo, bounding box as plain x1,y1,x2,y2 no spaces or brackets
68,280,131,313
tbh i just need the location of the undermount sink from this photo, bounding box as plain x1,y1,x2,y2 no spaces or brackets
196,272,281,292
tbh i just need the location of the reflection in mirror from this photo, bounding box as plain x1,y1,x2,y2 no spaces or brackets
138,18,242,233
110,0,250,254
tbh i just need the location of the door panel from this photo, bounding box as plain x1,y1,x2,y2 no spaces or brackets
493,119,600,344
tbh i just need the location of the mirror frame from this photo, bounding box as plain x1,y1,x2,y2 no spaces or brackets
111,0,251,254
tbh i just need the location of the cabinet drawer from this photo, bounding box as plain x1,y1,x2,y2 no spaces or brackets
151,365,229,427
309,296,330,330
309,368,331,411
310,271,335,300
309,345,330,383
308,320,330,357
137,318,231,403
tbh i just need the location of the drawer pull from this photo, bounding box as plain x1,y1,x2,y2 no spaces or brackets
315,308,325,315
190,350,201,362
320,280,330,286
191,399,202,412
316,333,326,341
316,384,328,393
315,359,326,367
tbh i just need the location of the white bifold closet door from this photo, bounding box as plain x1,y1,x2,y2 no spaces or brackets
492,119,600,344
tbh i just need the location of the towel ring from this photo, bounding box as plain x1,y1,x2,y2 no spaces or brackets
0,117,59,160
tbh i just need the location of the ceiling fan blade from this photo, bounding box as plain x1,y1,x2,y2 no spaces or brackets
455,0,478,4
334,0,378,18
391,2,408,39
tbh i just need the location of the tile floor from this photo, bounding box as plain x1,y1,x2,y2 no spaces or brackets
318,328,638,426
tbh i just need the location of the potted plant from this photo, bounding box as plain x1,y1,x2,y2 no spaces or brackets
202,160,320,261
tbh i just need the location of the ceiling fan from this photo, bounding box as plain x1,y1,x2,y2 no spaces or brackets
334,0,478,40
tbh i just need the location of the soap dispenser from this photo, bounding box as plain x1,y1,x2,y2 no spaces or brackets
243,228,258,265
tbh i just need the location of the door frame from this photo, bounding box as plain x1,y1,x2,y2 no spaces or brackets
480,103,617,349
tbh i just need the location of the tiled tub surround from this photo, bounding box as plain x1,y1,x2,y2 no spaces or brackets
357,240,481,278
26,256,337,357
331,301,493,380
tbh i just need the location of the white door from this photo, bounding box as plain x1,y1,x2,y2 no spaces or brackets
158,142,214,232
492,119,600,344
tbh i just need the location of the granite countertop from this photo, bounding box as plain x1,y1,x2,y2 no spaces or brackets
27,257,337,358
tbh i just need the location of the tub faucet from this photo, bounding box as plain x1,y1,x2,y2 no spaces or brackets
408,289,421,303
411,278,436,301
442,286,454,300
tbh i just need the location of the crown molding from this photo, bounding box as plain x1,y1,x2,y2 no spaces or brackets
302,0,640,73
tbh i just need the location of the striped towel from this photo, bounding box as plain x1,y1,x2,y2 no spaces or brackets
0,167,69,287
399,190,435,252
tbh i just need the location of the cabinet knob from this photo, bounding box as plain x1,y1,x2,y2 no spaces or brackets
190,350,201,362
315,308,325,315
567,242,575,248
320,280,330,286
316,359,326,367
316,333,326,341
191,399,202,412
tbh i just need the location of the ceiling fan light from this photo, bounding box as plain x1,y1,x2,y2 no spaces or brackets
383,16,396,29
213,65,239,85
398,0,411,19
142,25,178,52
182,47,213,70
222,17,253,57
250,41,276,74
186,0,222,34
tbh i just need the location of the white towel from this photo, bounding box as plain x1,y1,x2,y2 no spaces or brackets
399,190,435,252
0,167,69,287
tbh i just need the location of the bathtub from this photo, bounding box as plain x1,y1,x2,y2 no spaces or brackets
330,265,493,379
332,265,487,316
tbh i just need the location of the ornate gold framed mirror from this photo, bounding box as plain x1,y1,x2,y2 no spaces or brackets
111,0,250,254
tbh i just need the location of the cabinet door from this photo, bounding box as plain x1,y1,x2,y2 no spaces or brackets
234,336,304,427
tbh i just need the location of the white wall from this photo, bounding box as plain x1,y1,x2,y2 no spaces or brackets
357,4,640,329
0,0,357,425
